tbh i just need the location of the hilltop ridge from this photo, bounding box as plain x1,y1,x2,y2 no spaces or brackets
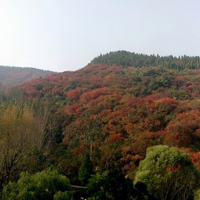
91,50,200,70
0,65,55,86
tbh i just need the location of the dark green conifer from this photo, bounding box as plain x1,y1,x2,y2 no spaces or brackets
78,152,93,185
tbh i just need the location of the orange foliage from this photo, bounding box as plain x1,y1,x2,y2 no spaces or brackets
108,133,123,142
189,152,200,169
80,88,109,101
65,102,85,116
120,146,142,174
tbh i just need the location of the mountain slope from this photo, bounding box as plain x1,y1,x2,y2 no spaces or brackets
0,65,56,86
12,51,200,175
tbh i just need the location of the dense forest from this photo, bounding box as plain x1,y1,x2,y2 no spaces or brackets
91,50,200,70
1,51,200,199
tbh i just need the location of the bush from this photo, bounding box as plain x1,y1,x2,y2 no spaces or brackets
2,168,72,200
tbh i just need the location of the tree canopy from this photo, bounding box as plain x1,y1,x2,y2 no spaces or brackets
87,170,135,200
135,145,200,200
2,168,72,200
91,51,200,70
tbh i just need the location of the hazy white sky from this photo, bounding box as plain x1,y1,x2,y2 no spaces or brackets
0,0,199,72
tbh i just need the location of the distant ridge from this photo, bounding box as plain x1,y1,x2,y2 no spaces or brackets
0,65,56,86
91,50,200,70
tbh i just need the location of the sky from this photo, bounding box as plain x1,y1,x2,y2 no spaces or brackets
0,0,199,72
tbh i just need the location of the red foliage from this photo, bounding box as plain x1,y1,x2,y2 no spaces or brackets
164,109,200,147
65,88,86,99
108,133,123,142
80,88,109,101
189,152,200,169
65,102,85,116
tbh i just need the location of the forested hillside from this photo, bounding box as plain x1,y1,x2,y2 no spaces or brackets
91,50,200,70
0,65,55,86
1,51,200,199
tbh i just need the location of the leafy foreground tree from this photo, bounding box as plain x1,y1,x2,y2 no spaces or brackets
87,170,152,200
2,168,72,200
134,145,200,200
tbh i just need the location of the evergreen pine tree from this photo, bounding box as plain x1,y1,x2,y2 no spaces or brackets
78,152,93,185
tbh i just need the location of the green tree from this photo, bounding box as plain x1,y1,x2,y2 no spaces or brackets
2,168,72,200
78,152,93,185
53,191,74,200
134,145,200,200
87,170,135,200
